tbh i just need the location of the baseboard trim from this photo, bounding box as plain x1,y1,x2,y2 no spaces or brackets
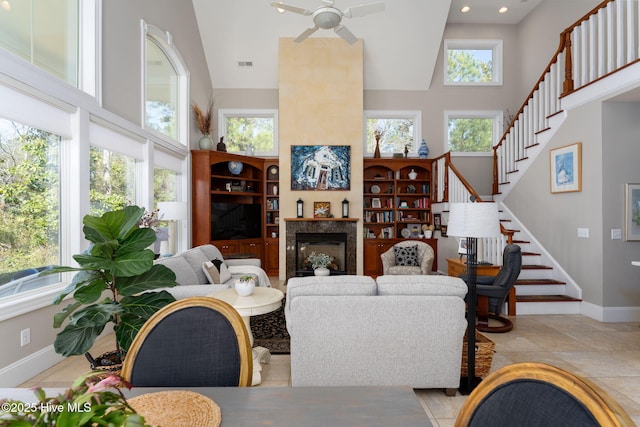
0,345,65,387
581,301,640,322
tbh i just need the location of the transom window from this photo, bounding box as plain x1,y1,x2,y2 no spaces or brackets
445,110,502,155
444,40,503,86
364,111,421,157
218,109,278,156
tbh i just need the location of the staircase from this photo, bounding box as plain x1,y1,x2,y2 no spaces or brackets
432,0,640,315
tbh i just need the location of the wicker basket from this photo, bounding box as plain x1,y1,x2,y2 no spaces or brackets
461,331,495,378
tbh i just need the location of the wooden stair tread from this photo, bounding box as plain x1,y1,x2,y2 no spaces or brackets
521,251,541,256
516,295,581,302
521,264,553,270
516,279,566,285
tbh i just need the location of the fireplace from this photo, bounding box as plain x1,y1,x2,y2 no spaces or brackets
295,233,347,276
285,218,357,279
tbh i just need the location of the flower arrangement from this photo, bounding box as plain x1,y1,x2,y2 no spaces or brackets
192,99,214,135
137,208,162,230
239,274,256,283
306,252,334,270
0,372,150,426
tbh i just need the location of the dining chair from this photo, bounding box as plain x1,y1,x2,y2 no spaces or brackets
121,297,253,387
455,362,634,427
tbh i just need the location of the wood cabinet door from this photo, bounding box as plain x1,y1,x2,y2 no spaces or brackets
264,239,279,276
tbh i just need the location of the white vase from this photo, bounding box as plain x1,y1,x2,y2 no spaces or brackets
273,185,278,196
234,279,255,296
314,267,330,276
408,169,418,180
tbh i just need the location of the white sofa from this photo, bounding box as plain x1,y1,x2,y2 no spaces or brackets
285,274,467,392
155,244,270,299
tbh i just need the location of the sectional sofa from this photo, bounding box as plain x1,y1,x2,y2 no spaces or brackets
285,274,468,392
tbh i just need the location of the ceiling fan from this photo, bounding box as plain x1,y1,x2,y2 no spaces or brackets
271,0,385,44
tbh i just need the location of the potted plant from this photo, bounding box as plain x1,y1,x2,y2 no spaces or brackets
192,98,214,150
234,274,256,297
306,252,334,276
0,372,150,426
45,205,177,369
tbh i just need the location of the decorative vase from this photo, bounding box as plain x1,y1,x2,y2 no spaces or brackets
314,267,330,276
418,138,429,159
198,134,213,150
408,169,418,180
273,185,278,196
245,143,254,156
374,137,381,158
235,279,256,296
217,137,227,152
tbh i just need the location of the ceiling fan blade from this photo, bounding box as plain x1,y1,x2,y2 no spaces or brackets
270,2,313,15
343,2,385,18
294,26,319,43
334,25,358,44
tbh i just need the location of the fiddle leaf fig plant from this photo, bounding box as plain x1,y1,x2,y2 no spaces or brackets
46,205,177,359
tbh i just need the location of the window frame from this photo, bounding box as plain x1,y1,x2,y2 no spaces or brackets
218,109,279,157
444,110,503,156
363,110,422,157
141,20,189,147
444,39,503,86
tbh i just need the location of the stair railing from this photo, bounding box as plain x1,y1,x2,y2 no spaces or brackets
493,0,640,195
431,153,507,265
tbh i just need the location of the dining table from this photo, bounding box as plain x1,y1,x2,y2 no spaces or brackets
1,385,433,427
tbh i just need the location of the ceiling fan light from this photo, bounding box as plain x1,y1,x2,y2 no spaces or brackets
460,5,470,13
313,9,341,29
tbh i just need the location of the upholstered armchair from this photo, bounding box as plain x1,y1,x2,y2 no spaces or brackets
380,240,434,275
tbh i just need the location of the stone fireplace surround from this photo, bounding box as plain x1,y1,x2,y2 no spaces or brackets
285,218,357,279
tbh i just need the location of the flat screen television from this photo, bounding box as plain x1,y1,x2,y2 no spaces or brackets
211,202,262,240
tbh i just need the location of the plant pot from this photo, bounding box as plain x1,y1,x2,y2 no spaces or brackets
85,350,124,374
235,279,256,296
424,230,433,238
314,267,330,276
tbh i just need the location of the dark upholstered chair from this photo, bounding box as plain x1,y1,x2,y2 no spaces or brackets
455,362,634,427
464,244,521,333
121,297,252,387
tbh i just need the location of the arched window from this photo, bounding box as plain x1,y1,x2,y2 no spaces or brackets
142,21,189,145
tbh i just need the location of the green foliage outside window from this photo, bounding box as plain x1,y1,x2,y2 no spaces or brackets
0,121,60,282
447,49,493,83
89,147,135,216
366,118,414,154
224,117,274,153
448,117,494,153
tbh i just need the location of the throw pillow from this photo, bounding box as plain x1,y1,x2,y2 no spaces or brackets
202,261,221,284
218,263,232,283
394,245,419,266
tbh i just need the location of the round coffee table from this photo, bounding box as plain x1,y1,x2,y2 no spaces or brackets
209,287,284,386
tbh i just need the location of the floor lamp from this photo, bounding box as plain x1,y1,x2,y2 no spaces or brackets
447,202,500,395
157,201,188,256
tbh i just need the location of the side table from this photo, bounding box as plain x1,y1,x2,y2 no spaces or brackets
209,287,284,386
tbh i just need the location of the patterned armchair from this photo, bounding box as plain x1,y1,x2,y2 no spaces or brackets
381,240,434,275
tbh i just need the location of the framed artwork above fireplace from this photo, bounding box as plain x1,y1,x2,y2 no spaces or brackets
291,145,351,191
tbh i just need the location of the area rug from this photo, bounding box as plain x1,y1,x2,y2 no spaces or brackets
251,298,290,354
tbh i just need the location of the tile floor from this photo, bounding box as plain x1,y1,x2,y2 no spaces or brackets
20,313,640,426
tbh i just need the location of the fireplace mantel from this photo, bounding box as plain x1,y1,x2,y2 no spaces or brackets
285,218,357,279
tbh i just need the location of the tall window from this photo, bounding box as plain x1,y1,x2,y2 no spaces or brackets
364,111,421,157
0,118,61,298
444,40,502,86
154,167,177,203
143,22,188,145
89,147,135,215
445,111,502,155
218,109,278,156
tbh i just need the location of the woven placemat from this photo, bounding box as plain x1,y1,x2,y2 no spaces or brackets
128,390,221,427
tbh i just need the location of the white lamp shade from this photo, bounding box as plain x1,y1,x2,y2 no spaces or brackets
447,203,501,238
157,201,188,221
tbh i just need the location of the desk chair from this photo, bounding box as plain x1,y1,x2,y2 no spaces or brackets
121,297,252,387
455,362,634,427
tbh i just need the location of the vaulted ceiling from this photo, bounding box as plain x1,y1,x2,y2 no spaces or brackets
192,0,544,91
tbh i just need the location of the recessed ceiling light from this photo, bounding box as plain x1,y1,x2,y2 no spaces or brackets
1,1,11,12
275,1,285,13
461,5,471,13
498,6,509,14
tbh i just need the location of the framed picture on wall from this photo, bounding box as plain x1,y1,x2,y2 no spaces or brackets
291,145,351,190
433,213,442,230
625,183,640,241
550,142,582,193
